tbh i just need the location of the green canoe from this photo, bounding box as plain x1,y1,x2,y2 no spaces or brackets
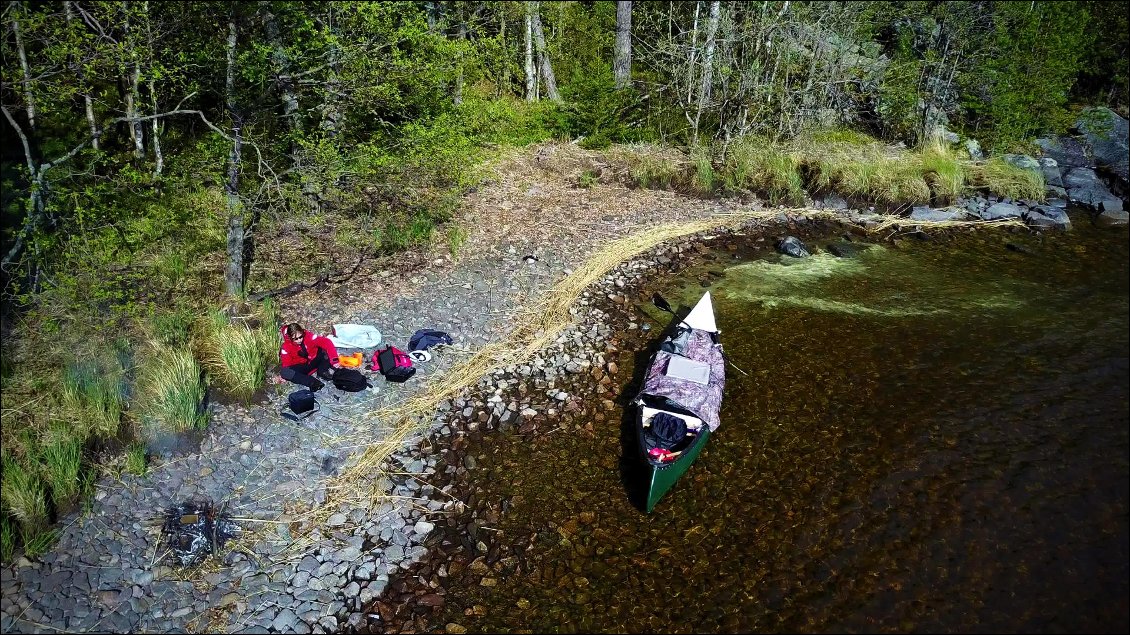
635,291,726,513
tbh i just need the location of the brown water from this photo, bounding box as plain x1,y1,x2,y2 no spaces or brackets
389,218,1129,633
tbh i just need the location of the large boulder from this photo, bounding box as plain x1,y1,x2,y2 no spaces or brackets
1063,167,1123,212
1076,107,1130,184
1035,135,1091,169
1038,157,1064,188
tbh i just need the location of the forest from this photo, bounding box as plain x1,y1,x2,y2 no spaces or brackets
1,1,1127,560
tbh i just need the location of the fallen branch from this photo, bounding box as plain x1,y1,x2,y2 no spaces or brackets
247,255,367,302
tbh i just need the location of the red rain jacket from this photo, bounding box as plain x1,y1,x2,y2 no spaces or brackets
279,326,339,372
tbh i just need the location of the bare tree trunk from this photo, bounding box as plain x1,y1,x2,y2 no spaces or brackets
319,5,343,139
122,2,146,161
64,1,99,151
455,4,466,105
530,2,560,102
11,4,36,130
692,1,720,145
613,1,632,89
497,7,507,97
260,1,301,156
224,17,245,298
143,1,163,175
686,1,701,104
524,2,536,101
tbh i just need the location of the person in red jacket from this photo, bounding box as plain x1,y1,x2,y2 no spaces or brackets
279,322,341,391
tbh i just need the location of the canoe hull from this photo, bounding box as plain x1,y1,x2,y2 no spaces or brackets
643,424,711,513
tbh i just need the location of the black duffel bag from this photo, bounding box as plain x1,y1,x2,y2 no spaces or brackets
332,368,371,392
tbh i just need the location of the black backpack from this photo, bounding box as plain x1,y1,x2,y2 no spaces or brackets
648,412,688,449
332,368,370,392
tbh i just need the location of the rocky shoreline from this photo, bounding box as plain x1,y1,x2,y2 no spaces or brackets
3,130,1128,634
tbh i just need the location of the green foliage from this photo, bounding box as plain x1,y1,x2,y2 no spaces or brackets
578,169,598,188
877,22,925,142
150,306,196,347
917,141,965,201
22,528,57,559
692,150,717,195
962,2,1091,150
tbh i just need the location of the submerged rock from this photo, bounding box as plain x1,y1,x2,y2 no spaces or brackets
826,242,871,258
775,236,810,258
1024,206,1072,230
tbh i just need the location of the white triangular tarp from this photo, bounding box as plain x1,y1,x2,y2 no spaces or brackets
682,291,717,333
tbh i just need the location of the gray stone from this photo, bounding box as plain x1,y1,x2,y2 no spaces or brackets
272,609,300,633
775,236,810,258
908,207,968,222
1002,154,1040,171
292,571,310,589
981,202,1024,220
326,513,347,528
1036,135,1091,169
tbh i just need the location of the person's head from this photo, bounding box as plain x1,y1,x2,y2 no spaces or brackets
286,323,305,343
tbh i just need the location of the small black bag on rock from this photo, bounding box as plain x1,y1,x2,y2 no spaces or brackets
283,389,319,422
332,368,370,392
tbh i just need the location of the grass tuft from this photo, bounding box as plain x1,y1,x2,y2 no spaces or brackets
61,359,125,440
137,348,208,433
969,157,1046,201
918,140,966,202
0,452,49,539
0,515,13,563
197,308,276,402
721,137,805,204
124,442,148,476
39,427,83,508
447,225,469,258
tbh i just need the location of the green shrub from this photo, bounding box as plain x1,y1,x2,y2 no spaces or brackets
22,528,57,559
577,169,598,188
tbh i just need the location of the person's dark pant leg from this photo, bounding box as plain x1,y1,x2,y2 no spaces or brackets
310,349,335,380
281,362,324,391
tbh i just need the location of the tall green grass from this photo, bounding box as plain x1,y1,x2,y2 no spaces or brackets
137,348,208,433
721,137,805,204
61,360,126,440
0,515,13,563
39,426,83,508
198,308,277,402
0,452,49,540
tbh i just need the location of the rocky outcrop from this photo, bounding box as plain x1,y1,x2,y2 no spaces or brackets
1076,107,1130,185
1035,107,1129,207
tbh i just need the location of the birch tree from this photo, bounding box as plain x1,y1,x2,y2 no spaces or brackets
614,1,632,89
530,1,559,102
524,1,535,101
223,15,246,298
691,0,720,145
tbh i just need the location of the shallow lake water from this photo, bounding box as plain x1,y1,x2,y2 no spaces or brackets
391,215,1129,633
